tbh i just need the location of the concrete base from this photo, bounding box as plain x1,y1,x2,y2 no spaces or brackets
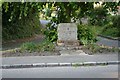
57,40,80,46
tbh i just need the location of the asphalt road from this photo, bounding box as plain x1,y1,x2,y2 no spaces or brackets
2,65,118,78
97,36,119,48
2,54,118,65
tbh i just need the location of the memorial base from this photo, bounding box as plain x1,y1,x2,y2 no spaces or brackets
57,40,80,46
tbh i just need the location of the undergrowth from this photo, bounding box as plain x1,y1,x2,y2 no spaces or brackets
20,39,55,53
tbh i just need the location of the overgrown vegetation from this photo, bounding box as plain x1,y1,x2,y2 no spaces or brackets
89,7,108,26
43,20,58,42
77,24,97,45
2,2,120,54
20,42,37,52
2,13,41,41
42,2,119,44
2,2,119,41
2,2,45,41
102,27,119,37
112,15,120,29
43,23,98,45
95,15,120,37
20,39,55,53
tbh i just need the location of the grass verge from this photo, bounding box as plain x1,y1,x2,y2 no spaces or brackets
20,39,55,53
82,43,120,54
95,25,119,38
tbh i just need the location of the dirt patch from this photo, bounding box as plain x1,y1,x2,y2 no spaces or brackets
2,50,61,57
2,45,118,57
82,48,118,55
3,34,45,44
2,34,45,51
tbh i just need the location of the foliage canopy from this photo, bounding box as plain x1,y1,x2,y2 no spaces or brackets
2,2,120,41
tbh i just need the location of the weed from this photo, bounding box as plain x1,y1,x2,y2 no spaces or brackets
20,42,37,52
20,39,55,53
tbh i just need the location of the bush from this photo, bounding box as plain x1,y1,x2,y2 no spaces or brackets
101,18,119,37
2,2,42,41
43,18,58,42
102,27,119,37
112,15,120,29
77,24,97,45
43,23,97,45
102,22,113,32
2,13,41,41
89,7,108,26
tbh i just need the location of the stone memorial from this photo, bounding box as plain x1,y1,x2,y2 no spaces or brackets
57,23,79,46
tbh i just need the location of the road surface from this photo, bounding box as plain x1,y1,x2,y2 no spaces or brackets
2,65,118,78
2,54,118,65
97,36,119,48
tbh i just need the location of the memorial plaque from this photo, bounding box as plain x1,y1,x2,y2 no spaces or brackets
57,23,79,46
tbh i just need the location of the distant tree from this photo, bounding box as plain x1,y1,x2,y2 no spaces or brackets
89,2,119,26
45,2,119,24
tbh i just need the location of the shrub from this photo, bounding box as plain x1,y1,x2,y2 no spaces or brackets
43,19,98,45
2,13,41,41
102,27,119,37
89,7,108,26
77,24,97,45
2,2,42,41
101,20,119,37
112,15,120,29
43,19,58,42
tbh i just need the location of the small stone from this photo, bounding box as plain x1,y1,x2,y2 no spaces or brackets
76,50,84,53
